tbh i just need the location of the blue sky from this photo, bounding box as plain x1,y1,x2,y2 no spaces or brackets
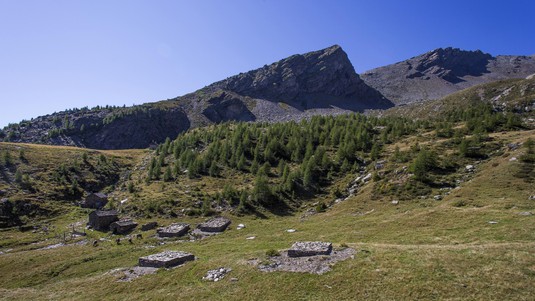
1,0,534,127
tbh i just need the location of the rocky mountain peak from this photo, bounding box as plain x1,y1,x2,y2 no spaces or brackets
218,45,378,104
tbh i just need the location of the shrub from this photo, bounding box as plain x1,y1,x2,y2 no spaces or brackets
266,249,280,257
452,200,467,207
315,202,327,213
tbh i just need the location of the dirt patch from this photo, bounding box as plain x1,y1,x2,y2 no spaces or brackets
257,247,356,275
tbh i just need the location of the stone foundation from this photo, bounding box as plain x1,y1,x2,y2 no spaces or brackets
197,217,231,233
139,251,195,268
157,223,190,238
287,241,332,257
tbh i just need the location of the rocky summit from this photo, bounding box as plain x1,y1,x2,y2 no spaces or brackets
361,47,535,105
217,45,388,109
1,45,391,150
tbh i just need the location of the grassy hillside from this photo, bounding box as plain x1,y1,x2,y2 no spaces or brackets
0,110,534,300
0,129,533,300
0,142,145,226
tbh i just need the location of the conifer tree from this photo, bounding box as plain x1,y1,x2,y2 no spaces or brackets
163,165,173,182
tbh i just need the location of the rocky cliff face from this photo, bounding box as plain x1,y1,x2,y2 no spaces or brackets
2,45,390,149
2,106,190,150
218,45,388,108
361,47,535,105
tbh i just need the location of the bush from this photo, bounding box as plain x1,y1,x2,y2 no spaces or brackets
266,249,280,257
315,202,327,213
452,200,467,207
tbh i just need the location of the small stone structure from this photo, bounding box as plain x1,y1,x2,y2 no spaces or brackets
141,221,158,231
157,223,190,238
197,217,231,233
88,210,119,231
139,251,195,268
287,241,333,257
82,192,108,209
110,219,138,234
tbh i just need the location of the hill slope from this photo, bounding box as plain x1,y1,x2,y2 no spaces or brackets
0,123,533,300
376,76,535,122
361,47,535,105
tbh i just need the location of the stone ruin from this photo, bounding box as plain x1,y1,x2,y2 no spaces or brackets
197,217,231,233
141,221,158,231
88,210,119,231
139,250,195,268
157,223,190,238
110,219,138,235
287,241,333,257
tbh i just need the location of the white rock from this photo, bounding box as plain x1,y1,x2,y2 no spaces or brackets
286,229,296,233
465,165,474,171
488,221,498,224
362,173,372,182
509,157,517,162
246,236,256,240
391,200,399,205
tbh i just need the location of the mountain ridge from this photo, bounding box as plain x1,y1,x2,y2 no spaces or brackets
361,47,535,104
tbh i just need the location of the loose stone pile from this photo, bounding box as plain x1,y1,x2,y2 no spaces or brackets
202,267,232,282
